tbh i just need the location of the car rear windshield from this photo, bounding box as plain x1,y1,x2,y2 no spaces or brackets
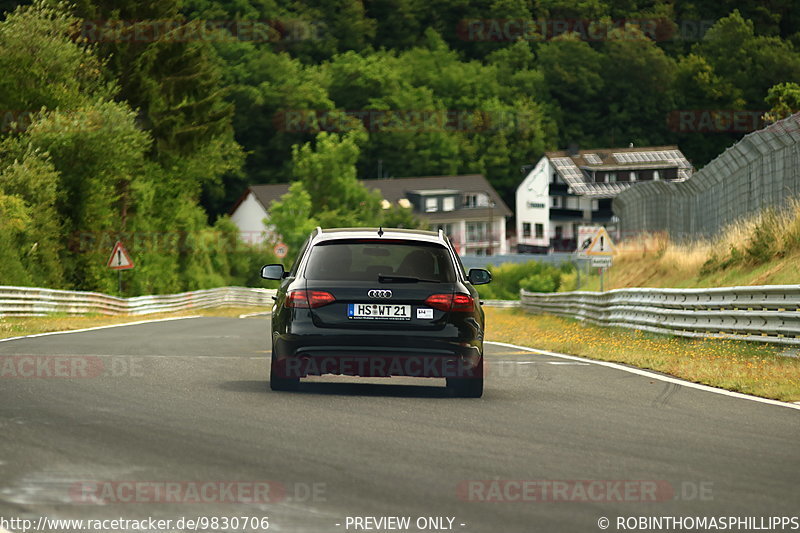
304,240,457,282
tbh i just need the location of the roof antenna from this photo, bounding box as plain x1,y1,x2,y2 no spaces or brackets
377,226,384,237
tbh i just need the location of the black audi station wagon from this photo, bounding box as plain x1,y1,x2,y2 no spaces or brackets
261,227,492,397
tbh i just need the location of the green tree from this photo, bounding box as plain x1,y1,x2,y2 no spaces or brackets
537,34,606,147
291,129,382,222
0,149,64,287
0,1,112,111
694,11,800,109
598,24,678,147
71,0,244,213
764,82,800,123
265,181,319,266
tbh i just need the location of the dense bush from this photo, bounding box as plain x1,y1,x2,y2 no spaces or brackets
476,261,575,300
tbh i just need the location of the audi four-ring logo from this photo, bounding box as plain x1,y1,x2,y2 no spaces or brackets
368,289,393,298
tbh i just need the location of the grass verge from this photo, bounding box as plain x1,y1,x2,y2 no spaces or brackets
0,306,270,340
571,198,800,291
485,307,800,402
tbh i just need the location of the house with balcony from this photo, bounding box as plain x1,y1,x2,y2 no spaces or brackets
515,146,693,252
230,174,512,256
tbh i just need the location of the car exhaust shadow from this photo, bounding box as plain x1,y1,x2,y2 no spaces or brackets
219,379,460,398
291,381,452,398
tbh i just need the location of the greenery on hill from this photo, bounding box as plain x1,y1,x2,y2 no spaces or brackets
1,0,799,294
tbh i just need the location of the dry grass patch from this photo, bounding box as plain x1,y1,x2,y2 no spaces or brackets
485,307,800,402
0,306,270,340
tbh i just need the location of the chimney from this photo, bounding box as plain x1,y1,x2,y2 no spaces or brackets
567,143,580,157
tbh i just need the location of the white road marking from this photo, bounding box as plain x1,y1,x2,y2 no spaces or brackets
487,341,800,411
494,360,589,366
1,354,265,359
0,316,202,344
239,311,272,318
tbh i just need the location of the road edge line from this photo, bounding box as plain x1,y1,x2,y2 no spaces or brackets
0,316,203,344
486,340,800,411
238,311,272,318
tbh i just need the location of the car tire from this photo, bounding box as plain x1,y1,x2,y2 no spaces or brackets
270,355,299,391
446,376,483,398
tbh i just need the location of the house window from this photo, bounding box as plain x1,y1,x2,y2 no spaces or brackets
535,223,544,238
522,223,531,238
425,197,438,212
464,194,477,208
443,197,455,211
554,225,563,239
552,197,561,208
608,172,617,182
466,222,488,242
551,172,558,184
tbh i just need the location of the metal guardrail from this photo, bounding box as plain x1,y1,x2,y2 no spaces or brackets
0,286,276,317
520,285,800,345
481,299,521,308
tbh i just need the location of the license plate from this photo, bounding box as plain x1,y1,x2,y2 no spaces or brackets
348,303,411,320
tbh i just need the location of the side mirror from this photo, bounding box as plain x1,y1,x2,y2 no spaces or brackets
261,264,285,280
467,268,492,285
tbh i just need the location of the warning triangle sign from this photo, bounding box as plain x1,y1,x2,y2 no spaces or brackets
585,227,614,256
107,241,135,270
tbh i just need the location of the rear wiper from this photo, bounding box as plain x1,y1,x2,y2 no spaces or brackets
378,274,440,284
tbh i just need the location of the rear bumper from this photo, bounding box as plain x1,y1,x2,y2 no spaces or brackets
272,331,483,378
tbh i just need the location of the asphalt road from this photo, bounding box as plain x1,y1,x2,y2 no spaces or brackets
0,316,798,533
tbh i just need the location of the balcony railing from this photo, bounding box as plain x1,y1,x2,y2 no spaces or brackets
548,183,570,196
591,209,614,222
549,238,577,252
549,208,584,221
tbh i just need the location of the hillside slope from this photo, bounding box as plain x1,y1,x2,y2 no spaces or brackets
576,200,800,291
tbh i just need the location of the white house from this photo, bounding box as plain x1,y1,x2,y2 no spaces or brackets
230,175,512,256
516,146,693,252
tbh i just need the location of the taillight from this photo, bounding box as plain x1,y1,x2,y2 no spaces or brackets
424,293,474,312
286,290,336,308
451,293,474,312
424,294,452,311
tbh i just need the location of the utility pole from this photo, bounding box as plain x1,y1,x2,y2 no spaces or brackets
487,199,495,256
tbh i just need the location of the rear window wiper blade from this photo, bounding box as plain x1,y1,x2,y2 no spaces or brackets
378,274,440,284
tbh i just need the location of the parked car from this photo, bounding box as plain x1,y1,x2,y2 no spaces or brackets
261,227,492,397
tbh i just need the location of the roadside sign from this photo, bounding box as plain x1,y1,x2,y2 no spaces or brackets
273,242,288,259
590,256,613,268
107,241,134,270
576,225,602,256
585,227,615,256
